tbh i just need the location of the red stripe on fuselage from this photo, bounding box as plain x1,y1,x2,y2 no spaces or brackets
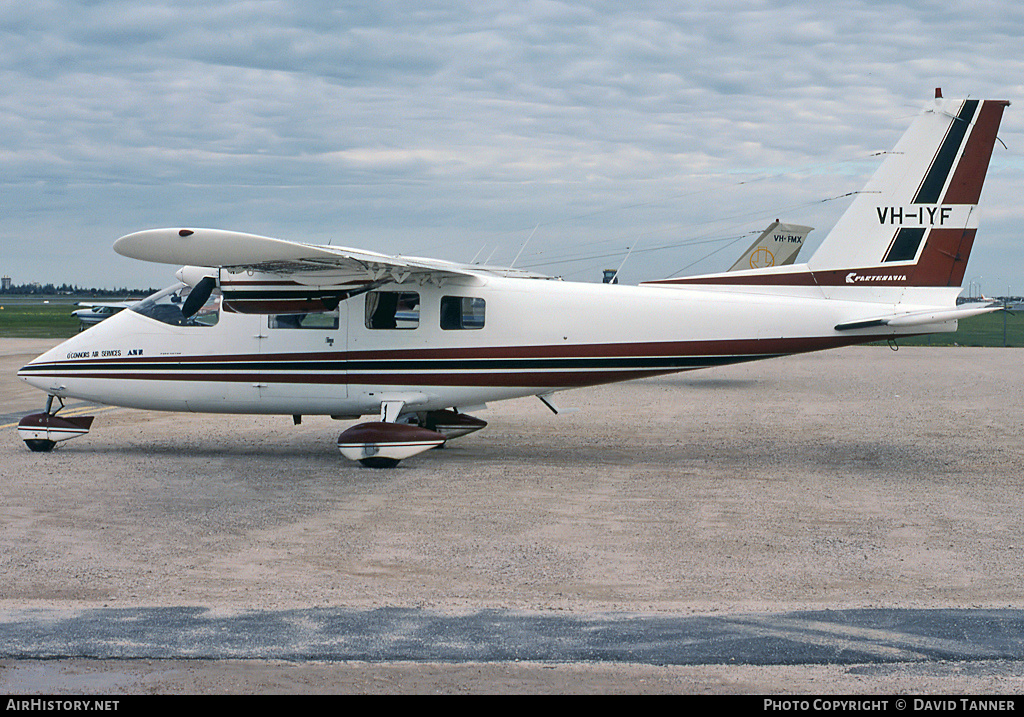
20,335,876,390
25,335,865,367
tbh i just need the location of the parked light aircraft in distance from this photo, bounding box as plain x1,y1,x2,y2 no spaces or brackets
16,92,1010,466
72,301,137,331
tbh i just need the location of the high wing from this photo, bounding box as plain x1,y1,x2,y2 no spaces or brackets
114,227,551,314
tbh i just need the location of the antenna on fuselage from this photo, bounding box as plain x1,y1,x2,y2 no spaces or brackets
507,224,539,275
607,235,640,284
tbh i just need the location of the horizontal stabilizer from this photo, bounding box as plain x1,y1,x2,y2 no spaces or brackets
834,303,1002,331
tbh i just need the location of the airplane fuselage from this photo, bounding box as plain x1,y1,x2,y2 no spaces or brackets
18,274,952,418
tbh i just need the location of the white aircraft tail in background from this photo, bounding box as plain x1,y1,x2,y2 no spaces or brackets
728,220,811,271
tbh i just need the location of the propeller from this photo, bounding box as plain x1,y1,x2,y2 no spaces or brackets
181,276,217,318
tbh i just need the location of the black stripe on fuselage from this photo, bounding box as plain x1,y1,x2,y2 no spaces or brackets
19,353,780,377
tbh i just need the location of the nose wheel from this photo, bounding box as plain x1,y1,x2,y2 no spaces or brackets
24,437,57,452
357,456,402,469
18,396,94,452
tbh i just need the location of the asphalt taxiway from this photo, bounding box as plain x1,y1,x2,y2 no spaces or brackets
3,607,1024,664
2,339,1024,693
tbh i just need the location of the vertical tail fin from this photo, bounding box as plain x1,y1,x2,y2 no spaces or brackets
645,95,1008,291
806,96,1009,287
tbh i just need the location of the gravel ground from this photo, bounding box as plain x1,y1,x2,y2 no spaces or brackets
2,339,1023,693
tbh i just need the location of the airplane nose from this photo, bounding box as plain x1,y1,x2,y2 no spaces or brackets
17,336,85,396
18,354,68,395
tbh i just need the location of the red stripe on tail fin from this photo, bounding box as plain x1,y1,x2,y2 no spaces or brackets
943,100,1009,205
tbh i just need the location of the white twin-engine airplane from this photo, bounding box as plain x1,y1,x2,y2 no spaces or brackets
17,94,1010,467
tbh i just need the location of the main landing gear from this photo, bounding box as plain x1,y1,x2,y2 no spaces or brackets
18,395,485,467
18,396,95,452
337,402,487,468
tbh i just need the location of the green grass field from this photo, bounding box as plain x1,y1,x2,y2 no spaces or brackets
1,297,1021,346
880,310,1024,348
0,301,81,338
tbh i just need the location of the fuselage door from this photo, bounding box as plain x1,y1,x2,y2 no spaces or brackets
257,302,348,412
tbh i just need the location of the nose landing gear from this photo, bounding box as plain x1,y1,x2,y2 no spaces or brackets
17,396,94,452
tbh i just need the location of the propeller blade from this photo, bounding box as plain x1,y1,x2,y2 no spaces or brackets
181,276,216,318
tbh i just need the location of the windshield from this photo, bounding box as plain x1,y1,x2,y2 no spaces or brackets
131,282,221,327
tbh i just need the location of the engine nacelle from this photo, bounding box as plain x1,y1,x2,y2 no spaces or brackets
175,265,217,288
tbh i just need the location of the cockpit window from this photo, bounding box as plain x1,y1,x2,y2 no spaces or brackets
131,283,221,327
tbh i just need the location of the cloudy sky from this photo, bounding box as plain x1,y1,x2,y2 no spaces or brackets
3,0,1023,292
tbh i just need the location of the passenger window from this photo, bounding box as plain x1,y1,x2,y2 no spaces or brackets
440,296,485,330
269,310,339,330
365,291,420,329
